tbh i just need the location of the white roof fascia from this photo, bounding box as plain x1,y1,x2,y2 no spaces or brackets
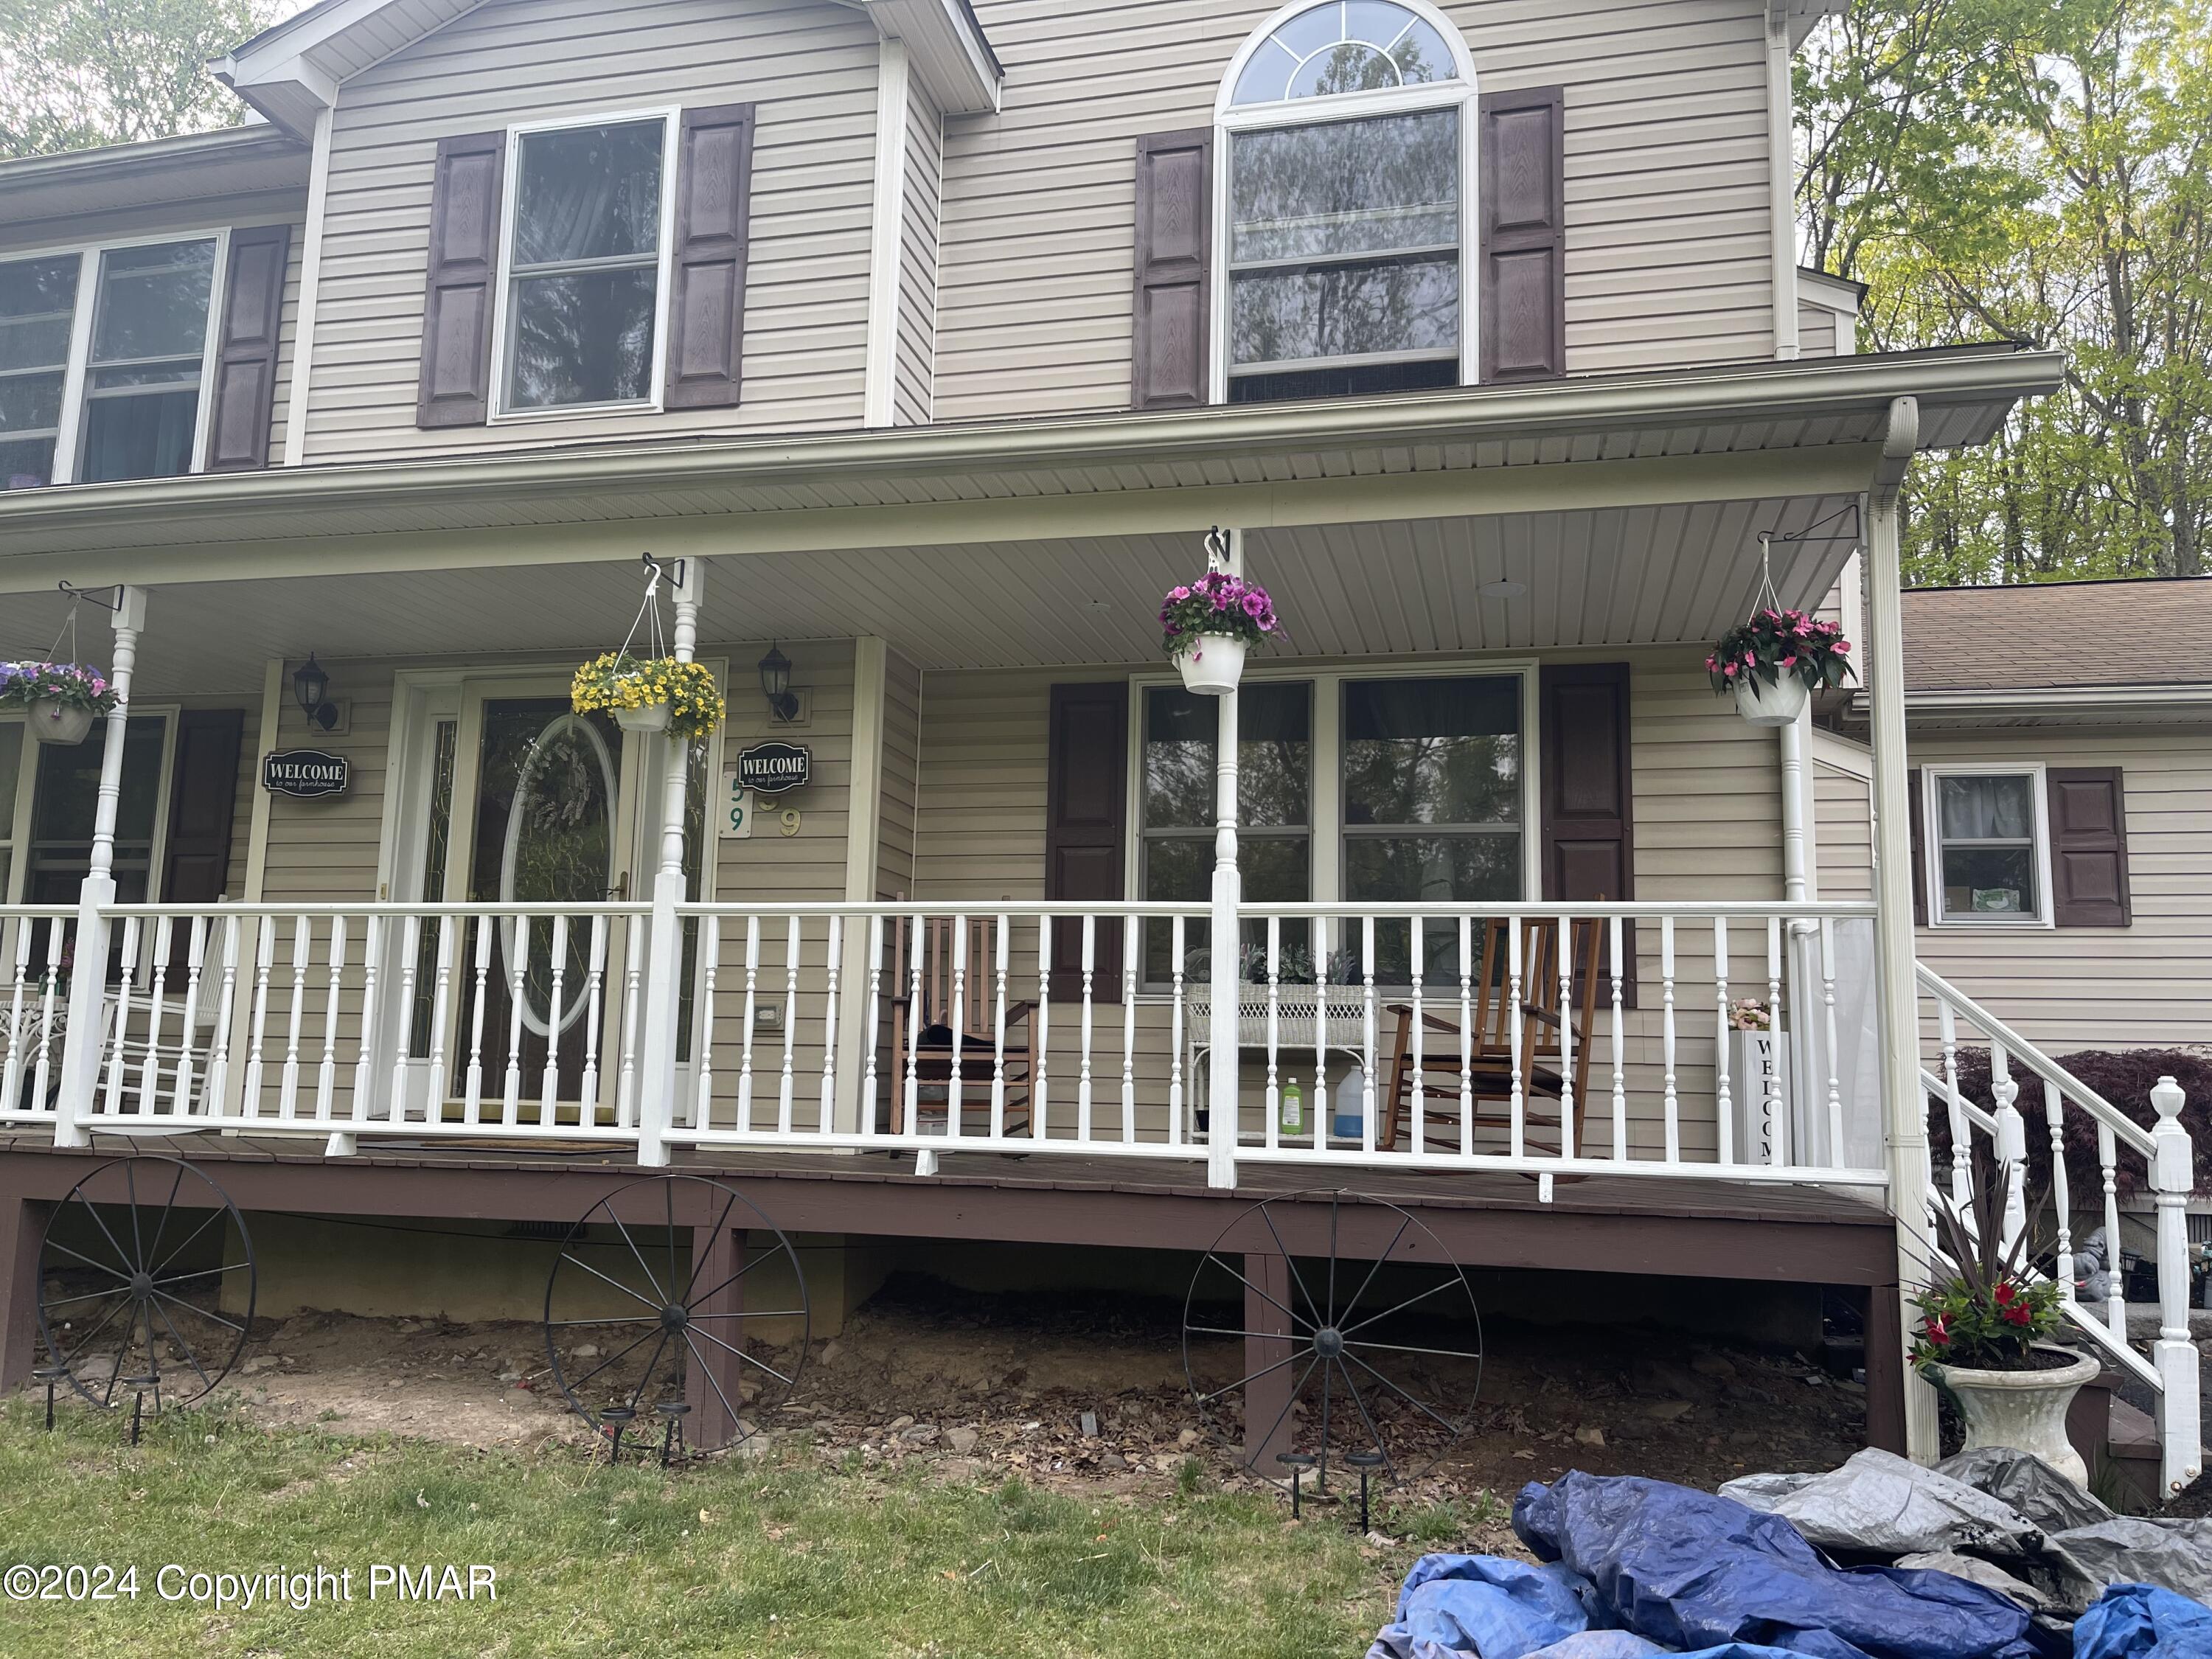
864,0,1000,114
1799,268,1865,318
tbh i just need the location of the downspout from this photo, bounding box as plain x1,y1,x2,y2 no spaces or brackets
1767,0,1801,361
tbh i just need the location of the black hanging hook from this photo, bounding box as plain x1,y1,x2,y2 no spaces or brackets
56,580,124,612
639,551,686,590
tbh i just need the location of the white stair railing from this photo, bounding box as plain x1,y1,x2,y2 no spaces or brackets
1916,964,2201,1497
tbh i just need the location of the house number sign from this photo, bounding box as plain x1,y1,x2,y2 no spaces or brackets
262,749,350,799
735,741,810,795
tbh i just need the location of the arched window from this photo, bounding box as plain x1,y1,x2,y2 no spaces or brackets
1215,0,1475,403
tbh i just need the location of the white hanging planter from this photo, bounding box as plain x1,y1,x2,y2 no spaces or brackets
1733,672,1809,727
613,700,674,735
26,698,96,745
1173,635,1247,696
1930,1346,2101,1485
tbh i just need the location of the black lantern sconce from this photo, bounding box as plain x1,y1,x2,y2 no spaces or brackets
757,644,799,724
293,653,338,731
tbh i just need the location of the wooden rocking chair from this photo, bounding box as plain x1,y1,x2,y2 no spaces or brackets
885,914,1036,1138
1380,916,1603,1158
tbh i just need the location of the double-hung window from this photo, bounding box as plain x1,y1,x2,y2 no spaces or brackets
1926,768,2050,925
497,114,675,415
1218,0,1474,403
0,236,220,490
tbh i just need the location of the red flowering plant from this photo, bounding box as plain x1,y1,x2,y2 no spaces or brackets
1159,569,1280,655
1705,608,1854,698
1911,1163,2067,1374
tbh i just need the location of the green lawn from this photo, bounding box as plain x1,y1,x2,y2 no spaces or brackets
0,1399,1444,1658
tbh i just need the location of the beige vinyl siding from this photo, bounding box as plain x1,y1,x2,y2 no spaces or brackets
877,649,922,898
1812,740,1875,905
894,82,943,427
911,649,1786,1157
304,0,877,462
1909,726,2212,1051
933,0,1778,421
258,667,394,905
1796,301,1838,358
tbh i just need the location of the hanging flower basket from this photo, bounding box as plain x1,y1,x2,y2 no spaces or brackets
1707,608,1852,727
1160,570,1280,697
0,661,119,745
570,653,724,740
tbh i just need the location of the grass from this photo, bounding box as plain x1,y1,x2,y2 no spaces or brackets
0,1399,1429,1658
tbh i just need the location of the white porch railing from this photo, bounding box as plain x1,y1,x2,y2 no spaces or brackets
1917,964,2202,1495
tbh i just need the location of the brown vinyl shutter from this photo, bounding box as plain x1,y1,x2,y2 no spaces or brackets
1479,86,1567,383
664,102,757,409
2048,767,2131,927
1044,683,1127,1001
1907,768,1927,924
1540,663,1634,998
414,131,506,428
204,223,291,471
1132,128,1211,410
161,711,245,903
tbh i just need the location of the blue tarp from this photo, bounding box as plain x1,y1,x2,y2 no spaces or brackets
2073,1585,2212,1659
1511,1473,2064,1659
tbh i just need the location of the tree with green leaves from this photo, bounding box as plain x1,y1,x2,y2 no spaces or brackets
0,0,274,160
1799,0,2211,582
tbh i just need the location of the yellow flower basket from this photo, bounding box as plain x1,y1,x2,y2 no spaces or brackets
571,653,725,740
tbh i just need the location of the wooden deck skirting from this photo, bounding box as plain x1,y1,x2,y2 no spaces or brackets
0,1137,1906,1456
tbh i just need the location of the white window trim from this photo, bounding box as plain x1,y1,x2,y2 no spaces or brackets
1921,761,2055,930
4,227,230,488
1123,656,1543,919
1209,0,1481,403
0,706,180,905
487,106,681,425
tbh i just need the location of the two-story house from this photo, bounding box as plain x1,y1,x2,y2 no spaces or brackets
0,0,2194,1492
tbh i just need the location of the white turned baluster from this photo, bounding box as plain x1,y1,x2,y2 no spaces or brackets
462,917,492,1123
243,914,276,1121
1361,914,1377,1155
347,915,378,1126
1,919,29,1112
1077,915,1095,1143
740,915,763,1127
821,914,844,1131
580,915,608,1124
863,914,885,1136
1658,915,1678,1163
425,912,457,1116
314,916,345,1121
1263,916,1280,1152
1459,916,1475,1158
142,916,173,1113
1989,1044,2028,1258
989,915,1009,1139
776,914,800,1134
2098,1121,2124,1332
1610,914,1627,1161
694,914,720,1129
1820,917,1844,1165
101,914,143,1117
616,914,644,1129
1714,917,1732,1166
1508,918,1526,1159
538,914,568,1114
276,915,313,1120
1763,916,1784,1166
1313,914,1330,1148
1556,914,1576,1161
1033,916,1051,1138
945,914,967,1140
2046,1084,2075,1293
1119,914,1137,1142
1168,914,1186,1146
30,922,66,1116
1410,916,1425,1156
175,918,209,1114
902,915,922,1133
1938,1000,1968,1208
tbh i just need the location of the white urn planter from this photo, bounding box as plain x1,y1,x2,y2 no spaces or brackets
1733,673,1809,726
613,700,674,735
1930,1346,2100,1485
1173,635,1247,696
27,698,95,745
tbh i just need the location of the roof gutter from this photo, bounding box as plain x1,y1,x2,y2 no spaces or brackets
1856,686,2212,721
0,349,2067,543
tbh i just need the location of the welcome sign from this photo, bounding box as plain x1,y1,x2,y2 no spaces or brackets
735,741,810,795
262,749,350,799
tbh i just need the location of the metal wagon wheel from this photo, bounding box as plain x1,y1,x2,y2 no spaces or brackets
543,1175,809,1453
1183,1191,1481,1493
35,1155,257,1411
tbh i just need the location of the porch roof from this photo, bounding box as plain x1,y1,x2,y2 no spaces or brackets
0,347,2062,594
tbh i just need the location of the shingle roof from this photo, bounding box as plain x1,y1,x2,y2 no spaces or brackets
1902,576,2212,692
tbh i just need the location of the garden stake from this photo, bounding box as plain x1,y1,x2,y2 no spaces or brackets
123,1375,159,1445
655,1400,691,1467
1276,1452,1316,1518
601,1405,636,1464
33,1365,66,1430
1347,1451,1385,1532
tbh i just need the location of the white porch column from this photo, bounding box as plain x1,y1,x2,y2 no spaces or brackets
2150,1076,2203,1495
636,559,705,1166
1864,397,1937,1459
837,638,890,1131
53,585,147,1147
1206,530,1244,1189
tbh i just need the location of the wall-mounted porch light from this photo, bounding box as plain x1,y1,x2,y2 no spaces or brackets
293,653,338,731
757,644,799,724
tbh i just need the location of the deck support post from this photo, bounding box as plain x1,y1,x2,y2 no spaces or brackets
2149,1076,2202,1495
53,584,147,1147
1863,402,1938,1461
1243,1251,1295,1469
638,560,705,1167
1860,1281,1907,1453
0,1194,46,1393
684,1208,745,1450
1206,529,1244,1190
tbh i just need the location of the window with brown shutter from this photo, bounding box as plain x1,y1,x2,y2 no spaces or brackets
415,131,506,428
1044,684,1127,1000
204,224,291,471
2048,767,2131,927
1478,86,1566,382
161,711,245,904
1907,768,1926,925
1132,129,1211,410
1539,662,1633,997
664,102,756,409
